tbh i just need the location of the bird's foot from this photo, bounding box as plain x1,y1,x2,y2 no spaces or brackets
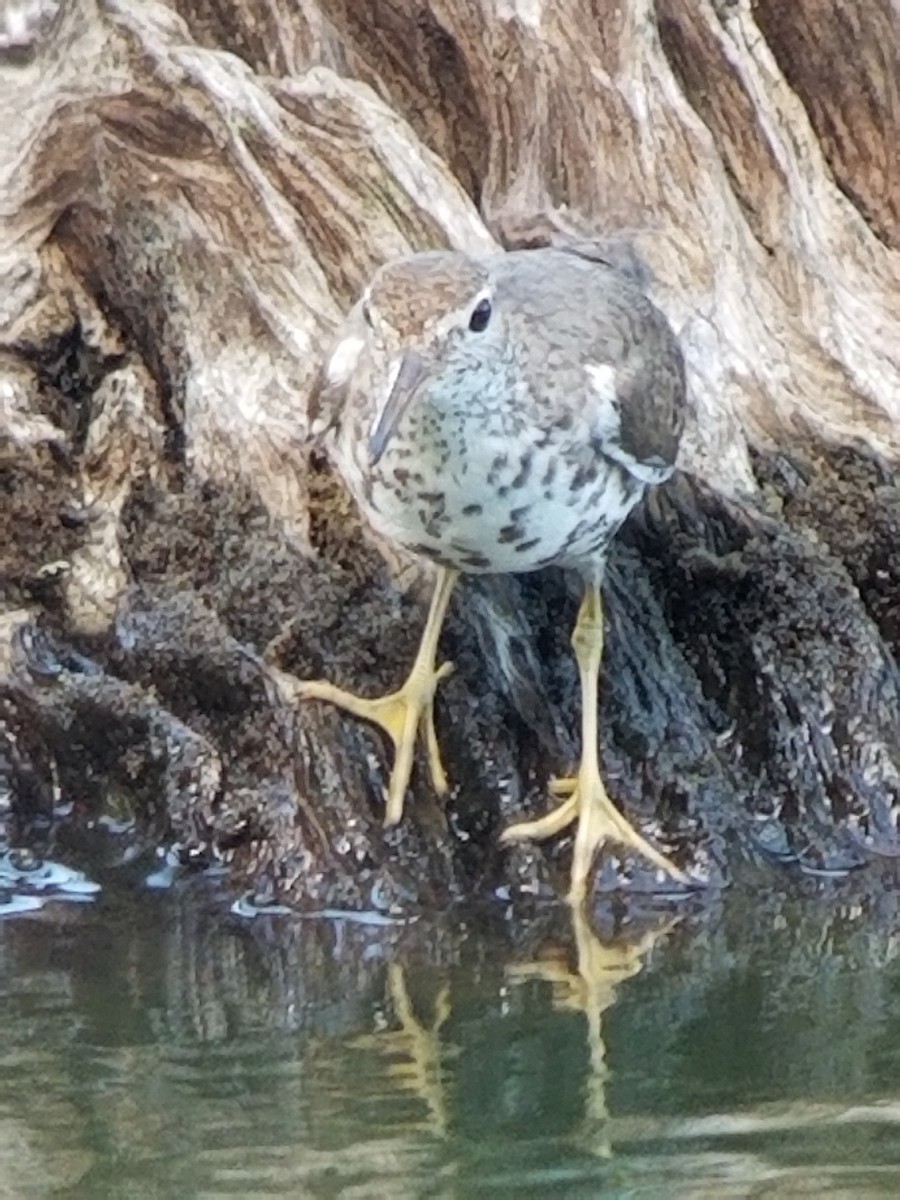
293,661,454,825
500,763,690,905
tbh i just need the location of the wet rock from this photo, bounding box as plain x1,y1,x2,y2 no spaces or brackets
5,440,900,910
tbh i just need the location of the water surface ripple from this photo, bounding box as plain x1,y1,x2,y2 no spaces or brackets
2,869,900,1198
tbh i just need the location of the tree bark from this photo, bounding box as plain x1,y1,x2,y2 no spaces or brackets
2,0,899,910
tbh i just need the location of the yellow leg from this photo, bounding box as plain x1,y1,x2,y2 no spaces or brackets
293,567,458,825
500,583,690,905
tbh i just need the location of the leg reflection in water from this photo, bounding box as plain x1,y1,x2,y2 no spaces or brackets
351,910,678,1152
351,962,452,1136
504,907,679,1155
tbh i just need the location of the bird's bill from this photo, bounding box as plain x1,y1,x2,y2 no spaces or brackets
368,350,428,463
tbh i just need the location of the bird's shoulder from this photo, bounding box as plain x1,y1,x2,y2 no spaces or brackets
496,247,687,482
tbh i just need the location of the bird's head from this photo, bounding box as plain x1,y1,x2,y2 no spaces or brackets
324,251,497,463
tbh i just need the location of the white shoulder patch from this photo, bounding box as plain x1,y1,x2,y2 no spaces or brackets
585,361,672,485
584,361,617,400
584,362,620,441
326,334,365,386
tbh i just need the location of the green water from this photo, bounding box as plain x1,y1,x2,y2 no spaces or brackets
3,867,900,1199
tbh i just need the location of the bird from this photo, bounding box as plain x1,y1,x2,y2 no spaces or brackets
300,244,691,905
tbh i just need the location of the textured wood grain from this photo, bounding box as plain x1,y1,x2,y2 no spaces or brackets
754,0,900,250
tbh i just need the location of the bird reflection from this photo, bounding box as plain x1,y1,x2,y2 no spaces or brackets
354,909,677,1149
506,907,678,1154
350,963,452,1135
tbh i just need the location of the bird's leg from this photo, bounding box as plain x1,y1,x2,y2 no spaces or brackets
500,583,689,905
293,567,458,825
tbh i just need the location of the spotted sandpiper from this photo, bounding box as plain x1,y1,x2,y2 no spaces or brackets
301,245,691,904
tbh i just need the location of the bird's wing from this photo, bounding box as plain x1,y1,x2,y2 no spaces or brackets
500,248,687,485
590,294,686,484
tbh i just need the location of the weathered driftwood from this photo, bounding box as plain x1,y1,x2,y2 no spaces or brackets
2,0,900,910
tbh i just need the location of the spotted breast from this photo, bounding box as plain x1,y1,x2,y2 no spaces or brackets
319,246,685,582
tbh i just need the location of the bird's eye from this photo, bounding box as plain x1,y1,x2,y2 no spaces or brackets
361,299,374,328
469,298,492,333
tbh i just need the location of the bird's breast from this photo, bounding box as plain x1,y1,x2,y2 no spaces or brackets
337,398,644,575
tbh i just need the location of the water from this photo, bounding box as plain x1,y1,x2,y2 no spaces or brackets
3,861,900,1199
